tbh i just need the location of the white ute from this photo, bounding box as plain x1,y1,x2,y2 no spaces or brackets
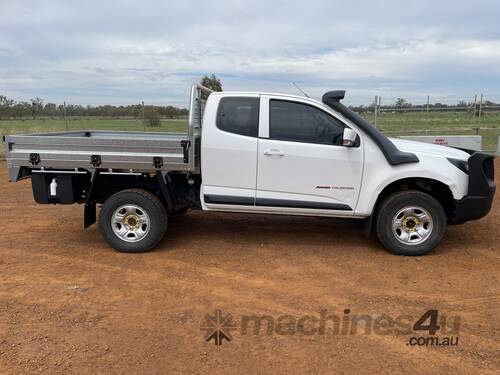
4,85,496,255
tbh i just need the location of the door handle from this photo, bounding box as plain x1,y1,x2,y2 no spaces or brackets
264,149,285,157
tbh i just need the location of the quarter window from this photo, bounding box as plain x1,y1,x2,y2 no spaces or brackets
216,97,260,137
270,100,346,145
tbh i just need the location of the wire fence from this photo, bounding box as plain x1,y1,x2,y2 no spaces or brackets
353,93,500,152
1,93,500,156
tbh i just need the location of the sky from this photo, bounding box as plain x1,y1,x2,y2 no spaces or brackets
1,0,500,107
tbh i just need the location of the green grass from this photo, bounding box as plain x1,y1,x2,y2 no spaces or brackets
365,110,500,130
367,111,500,151
0,117,188,135
1,112,499,158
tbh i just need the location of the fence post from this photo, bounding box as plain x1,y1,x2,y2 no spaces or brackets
64,101,68,131
426,95,430,122
378,96,382,129
478,93,483,125
142,101,145,131
473,94,477,119
374,95,378,127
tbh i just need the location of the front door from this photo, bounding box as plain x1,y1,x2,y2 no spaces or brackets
256,97,363,214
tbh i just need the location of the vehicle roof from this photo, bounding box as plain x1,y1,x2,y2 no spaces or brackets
210,91,325,105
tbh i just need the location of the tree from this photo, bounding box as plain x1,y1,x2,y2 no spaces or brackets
0,95,14,120
30,97,44,119
163,105,178,119
14,102,30,119
395,98,409,109
44,103,57,117
144,106,161,127
131,104,142,120
201,74,223,92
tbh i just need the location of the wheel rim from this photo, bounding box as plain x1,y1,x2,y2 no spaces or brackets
392,206,433,245
111,204,150,243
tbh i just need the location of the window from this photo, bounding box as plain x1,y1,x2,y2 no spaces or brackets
216,97,260,137
270,100,346,145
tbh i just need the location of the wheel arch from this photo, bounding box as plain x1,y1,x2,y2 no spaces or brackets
376,177,454,217
83,173,172,228
363,177,455,236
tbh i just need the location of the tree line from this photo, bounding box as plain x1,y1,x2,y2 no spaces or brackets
3,70,499,121
3,92,496,121
0,95,189,120
0,75,224,121
349,97,499,113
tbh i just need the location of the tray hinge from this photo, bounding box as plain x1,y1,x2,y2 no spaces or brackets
90,154,101,167
181,140,190,163
29,153,40,165
153,156,163,169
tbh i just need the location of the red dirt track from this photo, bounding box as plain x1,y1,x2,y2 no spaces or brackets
0,161,499,374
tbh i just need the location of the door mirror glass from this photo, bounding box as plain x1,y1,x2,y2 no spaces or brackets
342,128,357,147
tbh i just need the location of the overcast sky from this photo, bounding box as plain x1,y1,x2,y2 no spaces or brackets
1,0,500,107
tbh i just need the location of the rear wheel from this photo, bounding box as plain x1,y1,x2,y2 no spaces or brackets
99,189,167,253
375,190,447,256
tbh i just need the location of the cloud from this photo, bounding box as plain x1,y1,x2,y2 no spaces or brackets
1,0,499,106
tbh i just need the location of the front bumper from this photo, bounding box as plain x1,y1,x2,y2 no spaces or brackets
451,152,496,224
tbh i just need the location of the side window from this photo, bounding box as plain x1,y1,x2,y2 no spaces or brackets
270,100,346,145
216,97,260,137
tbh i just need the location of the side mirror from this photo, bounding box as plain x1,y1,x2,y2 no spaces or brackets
342,128,357,147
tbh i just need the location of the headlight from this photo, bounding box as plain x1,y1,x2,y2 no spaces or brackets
447,158,469,175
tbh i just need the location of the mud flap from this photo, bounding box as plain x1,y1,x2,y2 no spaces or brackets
84,203,96,229
362,215,374,237
156,170,176,213
84,169,99,228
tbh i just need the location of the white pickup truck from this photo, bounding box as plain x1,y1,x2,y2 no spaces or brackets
4,85,496,255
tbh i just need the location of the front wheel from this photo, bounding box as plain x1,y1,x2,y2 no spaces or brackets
99,189,167,253
375,190,447,256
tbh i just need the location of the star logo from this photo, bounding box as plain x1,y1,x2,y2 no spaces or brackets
200,310,237,346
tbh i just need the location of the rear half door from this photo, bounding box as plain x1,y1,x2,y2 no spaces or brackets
201,94,260,209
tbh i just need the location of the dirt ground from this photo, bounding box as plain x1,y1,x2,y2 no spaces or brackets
0,161,499,375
